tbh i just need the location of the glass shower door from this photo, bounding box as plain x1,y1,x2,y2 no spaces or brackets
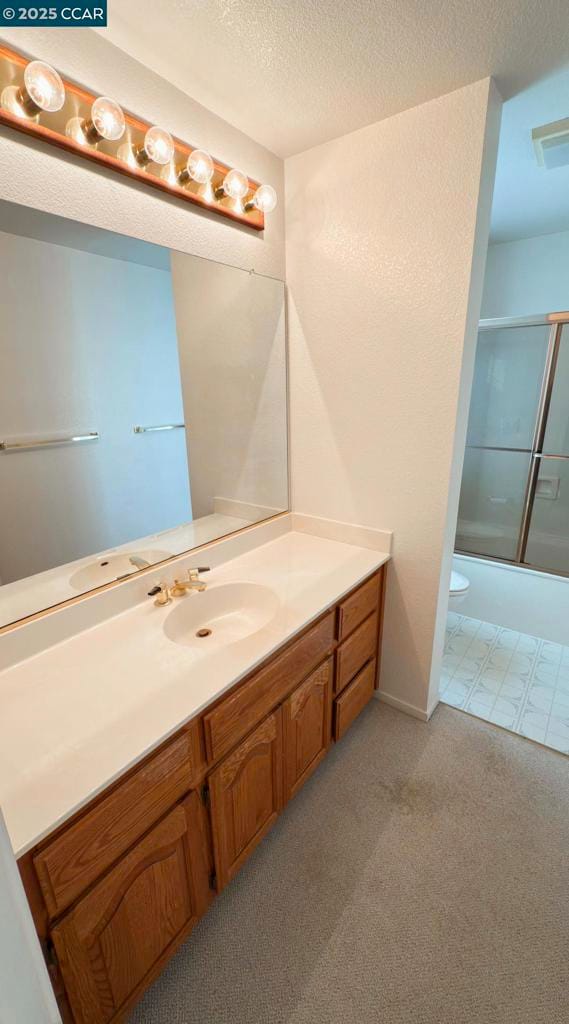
525,324,569,572
456,324,551,560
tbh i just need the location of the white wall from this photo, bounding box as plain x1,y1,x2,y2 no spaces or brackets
286,79,501,718
482,229,569,318
0,230,191,583
454,554,569,646
171,254,288,520
0,811,61,1024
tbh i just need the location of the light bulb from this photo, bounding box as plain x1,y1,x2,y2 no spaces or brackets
22,60,64,113
246,184,278,214
143,126,174,165
89,96,125,142
3,60,65,118
219,168,249,200
187,149,214,184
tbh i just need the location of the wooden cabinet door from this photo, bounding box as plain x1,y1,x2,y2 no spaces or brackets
283,658,332,802
52,794,211,1024
208,710,283,890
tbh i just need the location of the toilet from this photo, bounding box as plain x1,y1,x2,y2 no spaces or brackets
449,569,470,609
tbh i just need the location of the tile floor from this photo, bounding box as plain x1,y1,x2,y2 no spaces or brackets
441,612,569,755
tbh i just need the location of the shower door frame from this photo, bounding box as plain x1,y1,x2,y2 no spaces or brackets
455,310,569,578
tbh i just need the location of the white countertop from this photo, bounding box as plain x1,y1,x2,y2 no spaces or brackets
0,531,388,858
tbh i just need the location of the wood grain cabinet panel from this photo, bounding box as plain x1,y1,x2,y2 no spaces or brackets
283,658,332,801
208,710,283,890
333,659,376,741
19,569,388,1024
335,612,378,695
203,612,334,763
34,731,197,919
338,573,380,641
51,794,210,1024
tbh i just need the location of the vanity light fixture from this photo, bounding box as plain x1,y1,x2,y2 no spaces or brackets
68,95,126,145
178,148,214,186
245,184,278,214
0,43,277,230
1,59,65,119
215,168,249,201
133,125,175,167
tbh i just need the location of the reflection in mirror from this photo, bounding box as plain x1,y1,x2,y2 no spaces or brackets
0,200,288,628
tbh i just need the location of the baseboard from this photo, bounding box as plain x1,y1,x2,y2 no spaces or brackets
375,689,431,722
426,694,440,720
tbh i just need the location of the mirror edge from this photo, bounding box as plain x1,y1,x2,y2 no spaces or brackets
0,510,291,636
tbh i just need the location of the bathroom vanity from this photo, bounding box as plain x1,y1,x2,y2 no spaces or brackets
11,547,386,1024
0,194,391,1024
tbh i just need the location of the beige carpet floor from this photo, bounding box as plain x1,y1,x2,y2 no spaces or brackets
130,702,569,1024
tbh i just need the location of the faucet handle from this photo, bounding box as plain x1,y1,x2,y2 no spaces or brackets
152,582,172,606
189,566,210,579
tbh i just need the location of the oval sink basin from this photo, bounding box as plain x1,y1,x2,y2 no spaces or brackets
163,582,279,648
70,550,172,590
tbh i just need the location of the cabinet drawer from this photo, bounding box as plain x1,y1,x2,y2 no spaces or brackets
333,659,376,741
203,611,335,763
34,729,198,919
335,612,378,695
338,573,380,640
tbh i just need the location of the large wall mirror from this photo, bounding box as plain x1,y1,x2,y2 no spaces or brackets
0,200,288,628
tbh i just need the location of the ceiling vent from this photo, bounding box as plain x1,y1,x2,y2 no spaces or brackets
532,117,569,169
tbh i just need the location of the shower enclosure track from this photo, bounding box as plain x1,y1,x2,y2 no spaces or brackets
455,311,569,580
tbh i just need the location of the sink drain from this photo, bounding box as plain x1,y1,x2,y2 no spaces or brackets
196,627,212,638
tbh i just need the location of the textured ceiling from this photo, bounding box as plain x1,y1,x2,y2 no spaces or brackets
99,0,569,159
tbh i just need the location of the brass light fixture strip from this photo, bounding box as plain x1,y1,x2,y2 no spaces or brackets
0,44,265,232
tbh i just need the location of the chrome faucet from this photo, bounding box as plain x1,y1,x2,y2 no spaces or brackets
171,567,211,596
